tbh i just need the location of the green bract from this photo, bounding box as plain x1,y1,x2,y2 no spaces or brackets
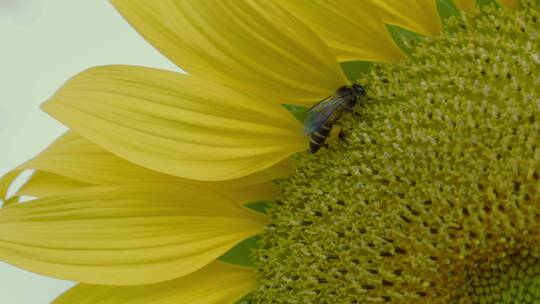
254,3,540,303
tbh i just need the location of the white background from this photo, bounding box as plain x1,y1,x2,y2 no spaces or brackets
0,1,178,302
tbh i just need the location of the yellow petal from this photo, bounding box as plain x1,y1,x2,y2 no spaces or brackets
373,0,442,37
42,65,308,181
497,0,520,8
110,0,348,105
224,182,279,206
53,261,255,304
278,0,404,62
2,196,20,206
15,131,288,204
0,183,267,285
0,170,21,202
18,171,91,198
453,0,475,10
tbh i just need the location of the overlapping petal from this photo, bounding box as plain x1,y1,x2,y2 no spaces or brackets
498,0,520,8
7,131,286,204
53,261,255,304
0,183,267,285
277,0,404,62
2,196,20,206
453,0,475,10
453,0,520,11
373,0,442,37
110,0,348,105
41,65,307,181
0,170,20,202
18,171,91,198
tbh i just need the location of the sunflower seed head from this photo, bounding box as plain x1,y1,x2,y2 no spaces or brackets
252,2,540,303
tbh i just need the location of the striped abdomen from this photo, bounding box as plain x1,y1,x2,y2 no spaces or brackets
310,123,332,153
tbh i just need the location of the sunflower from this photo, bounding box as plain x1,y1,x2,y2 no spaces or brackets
1,0,538,303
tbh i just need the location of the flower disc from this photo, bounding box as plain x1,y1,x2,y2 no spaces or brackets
253,3,540,303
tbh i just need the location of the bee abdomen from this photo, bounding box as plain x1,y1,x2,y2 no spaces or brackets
310,128,330,153
310,140,325,153
320,124,332,132
312,131,328,141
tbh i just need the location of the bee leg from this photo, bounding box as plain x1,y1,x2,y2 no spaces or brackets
329,124,342,140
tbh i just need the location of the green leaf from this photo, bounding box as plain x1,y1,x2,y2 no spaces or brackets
340,61,373,83
235,295,254,304
218,236,260,267
246,201,272,214
282,104,309,123
386,25,424,55
437,0,461,22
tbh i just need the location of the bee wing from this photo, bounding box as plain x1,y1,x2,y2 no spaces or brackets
303,95,348,135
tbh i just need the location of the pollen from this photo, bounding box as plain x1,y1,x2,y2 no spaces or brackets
253,2,540,303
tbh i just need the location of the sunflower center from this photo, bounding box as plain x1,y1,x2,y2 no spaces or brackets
464,251,540,303
252,2,540,304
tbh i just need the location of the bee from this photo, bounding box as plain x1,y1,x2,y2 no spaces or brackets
304,84,366,153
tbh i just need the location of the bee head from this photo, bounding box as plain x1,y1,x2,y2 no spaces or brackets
351,84,366,98
344,84,365,109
